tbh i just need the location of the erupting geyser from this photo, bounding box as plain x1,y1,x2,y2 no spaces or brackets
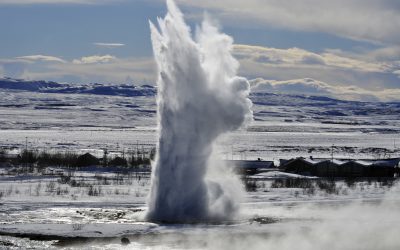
146,0,252,223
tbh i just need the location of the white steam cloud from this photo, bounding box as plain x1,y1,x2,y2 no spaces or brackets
146,0,252,223
140,183,400,250
201,183,400,250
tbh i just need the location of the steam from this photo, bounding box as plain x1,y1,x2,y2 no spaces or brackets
205,185,400,250
146,0,252,223
141,183,400,250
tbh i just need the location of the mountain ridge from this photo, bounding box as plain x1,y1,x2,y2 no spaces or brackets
0,77,156,97
1,77,399,106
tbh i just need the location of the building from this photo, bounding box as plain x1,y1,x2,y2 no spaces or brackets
340,161,366,177
76,153,99,167
279,157,317,176
368,159,400,177
314,160,345,177
108,156,128,167
280,157,400,178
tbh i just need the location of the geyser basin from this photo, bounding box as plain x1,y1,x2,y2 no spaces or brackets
146,0,252,223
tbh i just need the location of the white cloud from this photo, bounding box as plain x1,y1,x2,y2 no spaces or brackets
250,78,400,102
16,55,66,63
251,78,331,95
93,42,125,48
175,0,400,45
72,55,116,64
232,44,400,91
233,44,391,73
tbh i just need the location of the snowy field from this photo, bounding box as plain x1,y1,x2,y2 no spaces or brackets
1,126,399,161
1,89,399,161
1,88,400,249
1,169,400,249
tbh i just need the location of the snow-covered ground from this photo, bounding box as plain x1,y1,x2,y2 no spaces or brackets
1,169,400,249
2,128,399,161
1,84,400,249
1,88,399,161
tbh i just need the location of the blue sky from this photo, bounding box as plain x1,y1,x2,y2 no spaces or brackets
0,0,399,101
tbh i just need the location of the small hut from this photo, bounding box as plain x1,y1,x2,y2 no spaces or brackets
109,156,128,167
280,157,316,176
76,153,99,167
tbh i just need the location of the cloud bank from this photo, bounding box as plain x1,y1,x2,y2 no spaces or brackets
175,0,400,45
4,0,398,45
250,78,400,102
234,44,391,73
233,44,400,93
1,43,398,102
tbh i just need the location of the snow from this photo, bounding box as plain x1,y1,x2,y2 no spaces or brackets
1,172,400,249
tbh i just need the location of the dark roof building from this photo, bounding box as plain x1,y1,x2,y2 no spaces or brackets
280,157,317,176
76,153,99,167
109,156,128,167
280,157,400,177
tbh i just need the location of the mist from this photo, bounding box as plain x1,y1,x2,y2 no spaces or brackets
143,182,400,250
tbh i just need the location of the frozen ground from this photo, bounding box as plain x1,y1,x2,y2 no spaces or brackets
0,169,400,249
1,88,400,161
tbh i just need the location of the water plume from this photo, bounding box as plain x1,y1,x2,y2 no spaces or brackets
146,0,252,223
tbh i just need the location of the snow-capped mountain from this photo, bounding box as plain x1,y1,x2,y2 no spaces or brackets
0,77,156,97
